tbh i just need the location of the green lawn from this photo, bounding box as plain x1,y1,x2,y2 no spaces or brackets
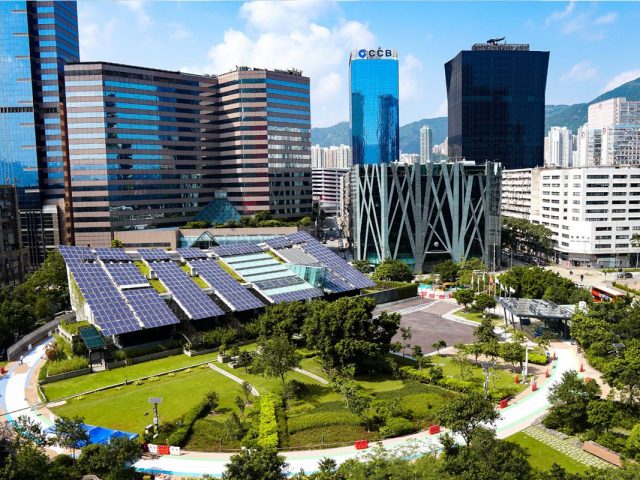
180,265,209,289
135,261,167,293
216,259,244,282
42,351,223,401
51,366,242,434
507,432,589,474
299,357,328,380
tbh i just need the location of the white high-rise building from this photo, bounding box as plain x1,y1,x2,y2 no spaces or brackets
310,144,352,169
577,98,640,166
544,127,572,167
420,125,432,164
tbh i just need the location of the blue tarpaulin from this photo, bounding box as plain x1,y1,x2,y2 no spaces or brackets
45,423,138,446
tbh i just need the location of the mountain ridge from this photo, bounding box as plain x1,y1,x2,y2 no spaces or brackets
311,76,640,154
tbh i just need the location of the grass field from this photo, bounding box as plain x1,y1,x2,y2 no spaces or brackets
51,366,242,433
42,351,222,401
507,432,589,474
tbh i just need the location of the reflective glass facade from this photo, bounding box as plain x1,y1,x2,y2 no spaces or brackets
445,46,549,169
0,1,79,207
350,56,399,165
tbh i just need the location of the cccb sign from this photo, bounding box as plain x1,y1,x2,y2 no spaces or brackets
357,48,395,59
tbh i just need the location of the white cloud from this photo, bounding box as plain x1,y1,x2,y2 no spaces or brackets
603,69,640,92
186,1,376,126
594,12,618,25
561,61,598,82
399,54,423,104
117,0,151,28
545,2,617,41
433,100,448,118
169,23,191,41
78,4,119,59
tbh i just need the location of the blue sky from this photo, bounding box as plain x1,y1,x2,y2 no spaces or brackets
78,1,640,127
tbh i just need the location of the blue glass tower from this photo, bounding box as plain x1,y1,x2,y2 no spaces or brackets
0,1,79,263
349,49,399,165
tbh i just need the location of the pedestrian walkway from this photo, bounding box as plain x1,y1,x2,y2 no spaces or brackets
207,363,259,396
293,367,329,385
522,425,611,469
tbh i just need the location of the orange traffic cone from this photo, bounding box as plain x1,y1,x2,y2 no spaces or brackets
545,369,549,378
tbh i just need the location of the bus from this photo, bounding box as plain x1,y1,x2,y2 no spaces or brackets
591,284,626,303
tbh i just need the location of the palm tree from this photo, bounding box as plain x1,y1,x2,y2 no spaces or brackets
632,233,640,268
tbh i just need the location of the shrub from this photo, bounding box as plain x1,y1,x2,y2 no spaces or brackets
191,327,240,350
286,379,308,399
379,417,416,438
287,412,361,434
438,377,476,394
58,320,91,336
46,355,88,377
527,353,549,365
114,339,182,360
257,393,279,448
166,390,218,447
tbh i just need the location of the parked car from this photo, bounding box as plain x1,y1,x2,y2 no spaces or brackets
617,271,633,279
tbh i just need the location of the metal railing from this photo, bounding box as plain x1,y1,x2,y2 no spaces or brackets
7,312,75,361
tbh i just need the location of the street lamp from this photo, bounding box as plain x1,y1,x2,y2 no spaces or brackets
148,397,163,435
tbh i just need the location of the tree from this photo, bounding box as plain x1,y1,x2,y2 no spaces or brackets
501,216,552,255
467,343,484,366
432,340,447,356
452,346,472,380
223,447,288,480
474,318,497,344
259,335,300,388
434,260,460,283
626,423,640,460
303,297,400,371
238,350,253,374
500,342,525,373
242,381,253,403
225,412,245,441
442,427,533,480
602,339,640,405
544,370,601,434
76,437,141,479
632,233,640,267
111,238,125,248
453,289,476,309
472,293,496,314
371,258,413,282
234,395,246,416
436,392,499,444
587,400,616,434
53,415,90,460
257,302,309,339
351,260,371,274
400,326,412,357
12,415,49,448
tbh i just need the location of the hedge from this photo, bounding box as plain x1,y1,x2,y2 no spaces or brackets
114,339,182,361
166,391,217,447
58,320,91,336
379,417,416,439
45,356,89,377
287,412,361,434
528,353,549,365
258,393,279,448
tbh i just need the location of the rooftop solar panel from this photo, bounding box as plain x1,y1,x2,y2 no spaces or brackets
253,276,305,290
264,236,293,249
104,263,149,288
94,248,131,262
269,288,324,304
122,288,180,328
58,245,95,262
212,243,264,257
275,247,318,266
190,259,264,312
177,248,209,260
67,262,142,336
151,261,224,319
137,248,171,262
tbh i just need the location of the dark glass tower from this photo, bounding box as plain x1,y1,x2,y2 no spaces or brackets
0,1,79,264
445,42,549,169
349,50,399,165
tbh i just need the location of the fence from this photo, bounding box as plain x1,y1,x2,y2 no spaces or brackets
7,312,75,361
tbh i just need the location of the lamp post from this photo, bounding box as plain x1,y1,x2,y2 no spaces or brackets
148,397,163,435
522,346,532,383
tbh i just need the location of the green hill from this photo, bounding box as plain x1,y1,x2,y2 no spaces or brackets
311,76,640,153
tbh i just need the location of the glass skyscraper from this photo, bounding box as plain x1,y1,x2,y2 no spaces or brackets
445,42,549,170
0,1,79,263
349,50,399,165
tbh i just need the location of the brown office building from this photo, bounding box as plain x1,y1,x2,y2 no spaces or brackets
64,62,311,248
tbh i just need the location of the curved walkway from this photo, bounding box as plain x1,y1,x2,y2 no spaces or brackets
4,339,580,478
207,363,259,396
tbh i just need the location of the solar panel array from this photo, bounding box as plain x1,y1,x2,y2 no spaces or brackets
67,262,142,336
190,259,264,311
104,262,149,288
121,288,180,328
253,276,305,290
177,248,208,260
151,261,224,319
285,231,376,290
324,270,356,293
94,248,131,262
137,248,171,262
275,247,318,266
269,288,324,303
264,236,293,249
58,245,95,262
213,243,264,257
